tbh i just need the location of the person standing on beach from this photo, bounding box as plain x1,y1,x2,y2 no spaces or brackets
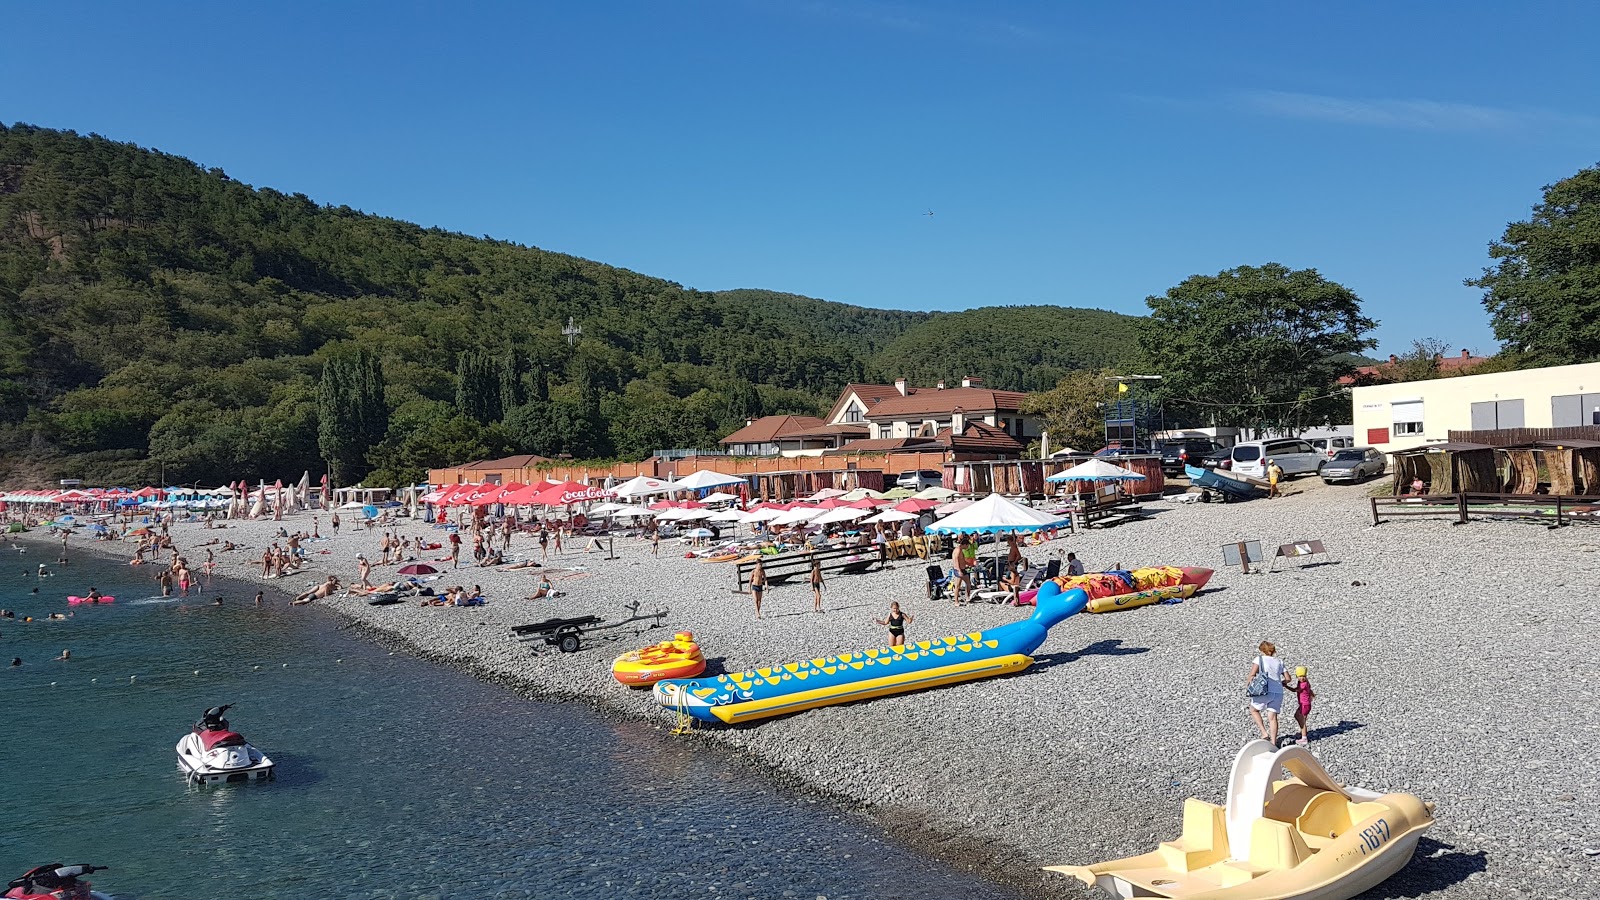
356,554,372,589
1266,459,1284,499
876,601,911,646
1245,640,1291,747
448,531,462,568
651,529,660,557
312,517,321,539
749,560,767,619
539,527,550,562
501,518,513,553
331,512,341,534
553,527,563,555
951,535,972,604
809,559,825,613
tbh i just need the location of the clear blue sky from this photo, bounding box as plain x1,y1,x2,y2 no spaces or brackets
5,1,1598,356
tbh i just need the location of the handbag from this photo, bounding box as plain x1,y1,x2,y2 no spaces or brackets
1246,655,1270,698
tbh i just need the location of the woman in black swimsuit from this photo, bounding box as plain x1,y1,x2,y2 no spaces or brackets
876,601,912,647
750,560,767,619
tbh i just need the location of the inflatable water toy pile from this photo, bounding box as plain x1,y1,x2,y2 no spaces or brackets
1047,740,1434,899
613,631,706,686
66,595,115,605
653,579,1090,725
1016,566,1211,612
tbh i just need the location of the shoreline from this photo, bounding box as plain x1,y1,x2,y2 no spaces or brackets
22,486,1599,899
31,529,1055,900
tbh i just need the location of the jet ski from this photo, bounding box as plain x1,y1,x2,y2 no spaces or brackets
175,704,274,785
5,863,112,899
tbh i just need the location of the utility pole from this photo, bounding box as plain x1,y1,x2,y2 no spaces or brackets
562,316,582,347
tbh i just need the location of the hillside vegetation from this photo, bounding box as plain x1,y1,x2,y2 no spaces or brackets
0,125,1142,486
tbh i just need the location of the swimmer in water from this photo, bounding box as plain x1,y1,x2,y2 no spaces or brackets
9,657,19,667
55,649,70,661
213,598,223,606
254,591,264,606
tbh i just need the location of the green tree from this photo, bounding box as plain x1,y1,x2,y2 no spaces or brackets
366,400,514,487
317,349,388,485
454,350,502,424
498,351,527,414
1020,371,1115,455
1141,264,1376,433
1469,163,1600,364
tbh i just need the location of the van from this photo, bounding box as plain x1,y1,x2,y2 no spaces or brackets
1309,436,1354,459
896,469,943,490
1230,439,1324,478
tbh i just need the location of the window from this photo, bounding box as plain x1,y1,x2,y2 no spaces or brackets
1390,400,1424,438
843,405,864,424
1552,393,1600,428
1471,399,1524,430
1393,422,1425,436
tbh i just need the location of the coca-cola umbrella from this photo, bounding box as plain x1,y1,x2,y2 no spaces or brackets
531,481,613,507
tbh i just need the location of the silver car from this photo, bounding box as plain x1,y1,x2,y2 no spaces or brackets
1318,447,1387,483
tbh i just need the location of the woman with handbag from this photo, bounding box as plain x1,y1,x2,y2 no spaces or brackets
1245,640,1291,747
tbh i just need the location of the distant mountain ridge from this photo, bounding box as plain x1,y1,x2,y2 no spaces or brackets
0,124,1143,484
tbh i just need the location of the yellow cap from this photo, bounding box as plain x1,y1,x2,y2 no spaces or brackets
1294,666,1307,677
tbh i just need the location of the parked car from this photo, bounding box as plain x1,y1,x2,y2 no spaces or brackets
1319,447,1387,483
1160,439,1224,476
1309,435,1355,459
896,469,944,490
1095,442,1154,458
1230,439,1324,478
1198,447,1233,470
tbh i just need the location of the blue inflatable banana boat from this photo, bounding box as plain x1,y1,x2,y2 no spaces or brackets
653,579,1090,724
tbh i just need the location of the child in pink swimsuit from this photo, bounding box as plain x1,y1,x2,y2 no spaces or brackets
1292,666,1315,745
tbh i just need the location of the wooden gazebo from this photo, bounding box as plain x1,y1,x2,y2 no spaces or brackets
1532,439,1600,496
1390,442,1498,495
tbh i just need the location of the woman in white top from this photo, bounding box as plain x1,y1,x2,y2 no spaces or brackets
1246,640,1291,747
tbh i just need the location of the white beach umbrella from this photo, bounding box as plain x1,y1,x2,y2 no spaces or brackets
926,493,1068,535
738,508,784,523
613,475,676,498
672,470,746,491
1045,458,1147,483
706,508,744,522
803,487,847,502
935,498,974,517
862,508,919,524
699,491,741,505
839,487,887,501
770,506,822,526
811,506,871,527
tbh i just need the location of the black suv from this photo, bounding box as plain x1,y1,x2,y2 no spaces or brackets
1160,439,1224,476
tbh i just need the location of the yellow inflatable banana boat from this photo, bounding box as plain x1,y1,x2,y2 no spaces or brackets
1047,741,1434,900
612,631,707,686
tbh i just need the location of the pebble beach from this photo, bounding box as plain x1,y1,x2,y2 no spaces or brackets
27,478,1600,899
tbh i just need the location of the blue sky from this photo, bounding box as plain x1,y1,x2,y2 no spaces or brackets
5,1,1598,356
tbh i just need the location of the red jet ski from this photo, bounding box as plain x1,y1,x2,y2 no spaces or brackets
4,864,111,900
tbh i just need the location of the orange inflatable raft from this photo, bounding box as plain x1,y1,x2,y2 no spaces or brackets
612,631,707,686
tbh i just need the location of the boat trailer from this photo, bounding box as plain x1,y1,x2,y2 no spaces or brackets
512,601,670,653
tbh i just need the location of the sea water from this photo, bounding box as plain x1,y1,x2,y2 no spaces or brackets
0,551,1017,899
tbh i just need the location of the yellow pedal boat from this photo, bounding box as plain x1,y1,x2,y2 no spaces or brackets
1046,741,1434,900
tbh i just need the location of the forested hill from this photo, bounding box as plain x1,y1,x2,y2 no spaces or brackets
0,124,1141,486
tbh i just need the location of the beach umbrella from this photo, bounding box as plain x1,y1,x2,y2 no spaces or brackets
706,508,743,523
862,508,919,524
845,497,882,509
1045,458,1147,483
699,491,741,505
531,481,612,506
672,470,746,491
589,501,639,516
839,487,887,501
935,498,974,517
893,498,940,513
913,485,958,500
812,506,871,526
613,475,676,498
738,508,785,523
803,487,847,502
397,563,438,575
880,486,916,500
683,527,715,539
926,493,1068,535
770,505,822,526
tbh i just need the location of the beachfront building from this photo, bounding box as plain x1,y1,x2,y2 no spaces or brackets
826,377,1041,444
1343,348,1493,385
1351,360,1600,452
718,415,866,456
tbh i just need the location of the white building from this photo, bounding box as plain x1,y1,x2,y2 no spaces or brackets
1350,361,1600,452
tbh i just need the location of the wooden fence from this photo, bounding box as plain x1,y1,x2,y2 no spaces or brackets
1447,426,1600,447
1371,493,1600,528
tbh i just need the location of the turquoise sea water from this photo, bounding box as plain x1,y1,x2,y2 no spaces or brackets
0,549,1018,899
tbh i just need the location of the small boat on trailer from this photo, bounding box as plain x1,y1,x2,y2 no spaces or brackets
1186,465,1269,502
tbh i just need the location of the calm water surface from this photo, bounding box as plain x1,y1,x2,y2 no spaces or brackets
0,550,1019,899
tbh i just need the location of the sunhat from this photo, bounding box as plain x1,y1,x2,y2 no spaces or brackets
1294,665,1307,677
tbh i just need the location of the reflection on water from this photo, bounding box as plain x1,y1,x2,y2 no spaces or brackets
0,556,1017,899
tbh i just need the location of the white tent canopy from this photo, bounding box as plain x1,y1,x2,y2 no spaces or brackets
926,493,1068,535
811,506,871,526
672,470,746,491
612,475,676,498
862,508,919,524
1046,458,1147,483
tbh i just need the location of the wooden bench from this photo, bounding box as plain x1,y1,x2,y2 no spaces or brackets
1071,487,1144,529
733,542,886,592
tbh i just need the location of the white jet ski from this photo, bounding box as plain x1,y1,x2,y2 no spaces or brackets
175,704,274,785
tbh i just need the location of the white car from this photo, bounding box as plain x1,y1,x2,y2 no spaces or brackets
1229,439,1324,478
896,469,943,490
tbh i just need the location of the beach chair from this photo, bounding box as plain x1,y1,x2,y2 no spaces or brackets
1044,558,1061,580
925,564,952,600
